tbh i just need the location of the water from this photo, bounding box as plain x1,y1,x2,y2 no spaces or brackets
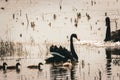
0,42,120,80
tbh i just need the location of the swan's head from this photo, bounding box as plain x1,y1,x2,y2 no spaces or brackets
71,33,79,41
105,17,110,26
3,62,7,71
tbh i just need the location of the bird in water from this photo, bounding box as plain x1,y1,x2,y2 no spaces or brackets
104,16,120,42
0,62,21,72
27,62,43,71
0,62,7,71
45,33,79,64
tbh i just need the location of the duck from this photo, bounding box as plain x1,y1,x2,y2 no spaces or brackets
104,16,120,42
45,33,79,64
0,62,21,72
0,62,7,71
27,62,43,71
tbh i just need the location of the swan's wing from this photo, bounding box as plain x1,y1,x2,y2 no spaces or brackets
50,45,71,57
51,52,65,58
45,56,65,63
111,32,120,42
49,45,76,62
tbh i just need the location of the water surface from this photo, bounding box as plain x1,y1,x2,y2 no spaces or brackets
0,43,120,80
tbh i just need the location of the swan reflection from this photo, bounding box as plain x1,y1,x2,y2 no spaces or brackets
50,65,77,80
105,47,120,79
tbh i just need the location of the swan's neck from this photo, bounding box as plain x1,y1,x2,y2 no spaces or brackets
70,36,78,61
105,17,111,41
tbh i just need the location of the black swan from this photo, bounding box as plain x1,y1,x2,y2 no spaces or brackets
0,62,21,72
45,33,79,64
27,62,43,71
104,17,120,42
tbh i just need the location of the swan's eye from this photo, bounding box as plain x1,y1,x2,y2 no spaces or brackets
76,35,77,38
75,35,77,38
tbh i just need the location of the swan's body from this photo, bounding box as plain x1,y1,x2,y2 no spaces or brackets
111,30,120,42
45,33,79,64
27,62,43,70
104,17,120,42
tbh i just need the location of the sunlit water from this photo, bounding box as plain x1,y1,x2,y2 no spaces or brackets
0,42,120,80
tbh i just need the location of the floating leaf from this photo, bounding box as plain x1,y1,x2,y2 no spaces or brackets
1,7,5,10
20,34,22,37
21,22,24,25
48,22,51,27
5,0,8,2
53,14,56,20
13,14,15,19
77,13,81,19
86,13,91,21
74,18,78,27
31,22,35,30
60,5,62,10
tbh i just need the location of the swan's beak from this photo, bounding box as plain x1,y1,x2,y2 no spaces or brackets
76,37,80,41
77,38,80,41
